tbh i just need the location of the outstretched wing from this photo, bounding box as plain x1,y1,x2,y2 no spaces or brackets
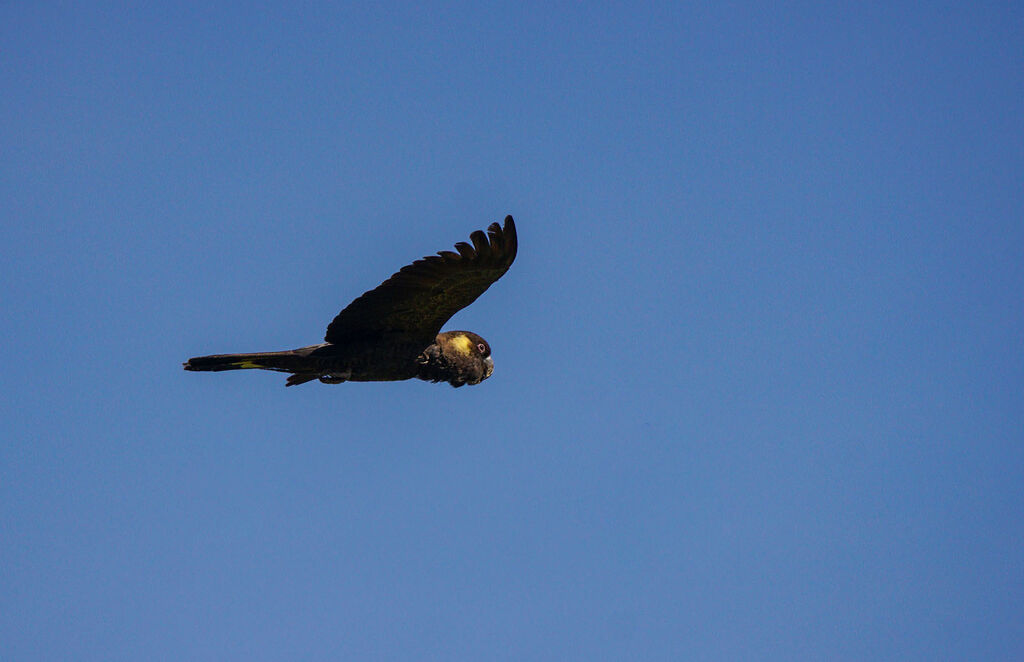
324,216,517,346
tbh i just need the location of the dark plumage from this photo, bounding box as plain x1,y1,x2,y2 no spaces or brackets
183,216,517,387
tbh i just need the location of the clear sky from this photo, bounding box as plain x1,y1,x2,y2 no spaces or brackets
2,2,1022,660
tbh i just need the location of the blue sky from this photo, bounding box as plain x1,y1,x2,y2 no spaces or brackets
2,2,1022,659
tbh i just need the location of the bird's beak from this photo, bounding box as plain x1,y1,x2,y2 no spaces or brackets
483,355,494,379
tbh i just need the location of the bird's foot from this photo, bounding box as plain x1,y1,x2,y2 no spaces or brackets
318,370,352,384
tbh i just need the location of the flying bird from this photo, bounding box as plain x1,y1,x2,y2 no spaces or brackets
184,216,517,387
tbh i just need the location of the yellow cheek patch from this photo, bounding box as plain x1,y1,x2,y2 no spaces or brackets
449,333,473,356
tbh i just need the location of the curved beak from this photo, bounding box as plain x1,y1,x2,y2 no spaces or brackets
483,355,494,379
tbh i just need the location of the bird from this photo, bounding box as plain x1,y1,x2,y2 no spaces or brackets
183,215,517,387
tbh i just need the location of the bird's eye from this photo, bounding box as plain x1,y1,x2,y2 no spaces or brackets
477,343,488,355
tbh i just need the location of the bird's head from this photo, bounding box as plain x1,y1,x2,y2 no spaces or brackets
419,330,494,387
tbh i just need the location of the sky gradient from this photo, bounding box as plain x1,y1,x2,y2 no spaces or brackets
3,2,1023,660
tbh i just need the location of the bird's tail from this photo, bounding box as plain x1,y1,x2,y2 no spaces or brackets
183,350,307,374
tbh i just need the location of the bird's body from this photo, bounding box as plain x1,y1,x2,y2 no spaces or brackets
184,217,516,387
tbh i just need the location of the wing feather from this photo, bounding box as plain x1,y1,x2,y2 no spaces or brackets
324,216,517,346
